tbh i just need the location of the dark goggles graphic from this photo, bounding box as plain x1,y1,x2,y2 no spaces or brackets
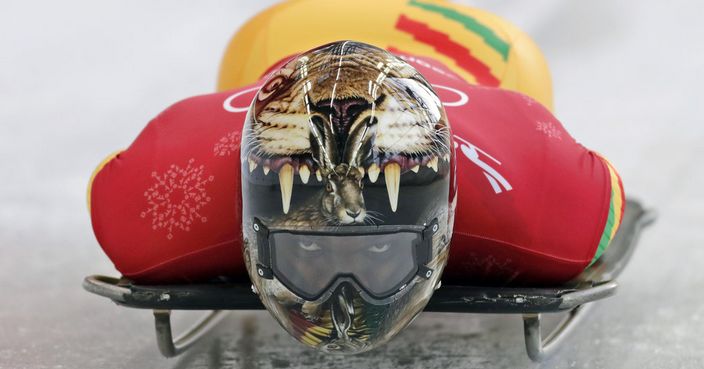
253,218,438,301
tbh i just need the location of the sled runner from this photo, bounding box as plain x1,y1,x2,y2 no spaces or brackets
83,198,654,362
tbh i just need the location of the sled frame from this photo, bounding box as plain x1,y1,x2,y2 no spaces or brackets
83,198,655,362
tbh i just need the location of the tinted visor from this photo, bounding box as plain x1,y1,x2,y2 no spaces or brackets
271,232,418,299
254,220,437,301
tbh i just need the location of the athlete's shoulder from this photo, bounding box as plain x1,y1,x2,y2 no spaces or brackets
157,86,258,121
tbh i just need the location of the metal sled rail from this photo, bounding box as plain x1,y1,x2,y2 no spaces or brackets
83,198,655,362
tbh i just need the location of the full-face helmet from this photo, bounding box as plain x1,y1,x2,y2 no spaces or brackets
241,41,456,353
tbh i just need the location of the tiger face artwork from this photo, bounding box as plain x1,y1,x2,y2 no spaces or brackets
243,41,451,227
240,40,454,354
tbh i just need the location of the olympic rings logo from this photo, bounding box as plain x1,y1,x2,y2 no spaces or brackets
431,84,469,107
222,85,261,113
222,84,469,113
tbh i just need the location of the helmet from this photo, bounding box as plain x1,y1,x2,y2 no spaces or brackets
240,41,455,354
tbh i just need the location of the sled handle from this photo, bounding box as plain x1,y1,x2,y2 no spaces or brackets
523,303,592,362
153,309,228,357
82,275,129,302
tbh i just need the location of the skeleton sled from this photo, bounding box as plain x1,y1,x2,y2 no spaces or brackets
83,0,655,362
84,199,653,361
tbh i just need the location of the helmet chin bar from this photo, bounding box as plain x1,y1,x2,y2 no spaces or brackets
252,217,439,303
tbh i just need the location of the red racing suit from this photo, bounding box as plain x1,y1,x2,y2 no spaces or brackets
90,54,624,285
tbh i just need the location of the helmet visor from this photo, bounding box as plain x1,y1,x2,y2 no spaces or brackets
254,220,437,301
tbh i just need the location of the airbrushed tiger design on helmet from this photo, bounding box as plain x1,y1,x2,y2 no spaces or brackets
241,40,455,354
243,41,451,226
